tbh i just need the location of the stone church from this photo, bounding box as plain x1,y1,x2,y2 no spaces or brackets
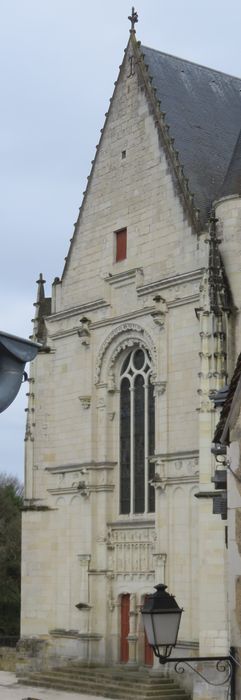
20,9,241,696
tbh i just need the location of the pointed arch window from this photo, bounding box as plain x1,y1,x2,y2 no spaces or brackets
120,348,155,515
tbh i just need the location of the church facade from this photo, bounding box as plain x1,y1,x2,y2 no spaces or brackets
20,14,241,698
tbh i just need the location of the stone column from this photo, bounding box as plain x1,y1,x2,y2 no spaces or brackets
127,593,138,665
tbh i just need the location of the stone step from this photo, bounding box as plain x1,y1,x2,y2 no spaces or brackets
62,667,170,682
46,669,179,688
22,672,190,699
21,679,189,700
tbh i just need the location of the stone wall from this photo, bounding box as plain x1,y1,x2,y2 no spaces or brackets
0,646,17,672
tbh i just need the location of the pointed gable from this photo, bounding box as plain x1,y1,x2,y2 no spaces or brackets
141,46,241,222
60,34,202,309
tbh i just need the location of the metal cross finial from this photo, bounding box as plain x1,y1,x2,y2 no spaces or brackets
128,7,138,32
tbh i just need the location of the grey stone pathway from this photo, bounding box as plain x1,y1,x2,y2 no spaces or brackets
0,672,117,700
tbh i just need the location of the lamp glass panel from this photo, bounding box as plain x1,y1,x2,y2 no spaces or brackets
142,613,155,645
152,611,181,645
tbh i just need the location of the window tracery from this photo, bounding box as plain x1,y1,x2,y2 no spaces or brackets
120,348,155,515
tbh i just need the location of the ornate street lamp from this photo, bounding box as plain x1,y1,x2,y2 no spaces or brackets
141,583,236,699
0,330,40,413
141,584,183,662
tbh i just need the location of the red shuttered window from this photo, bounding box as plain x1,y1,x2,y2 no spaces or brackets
115,228,127,262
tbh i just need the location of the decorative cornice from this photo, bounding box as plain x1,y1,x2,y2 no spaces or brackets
167,293,200,308
137,268,204,297
46,461,117,474
153,449,199,462
46,298,110,324
104,267,143,288
48,485,114,496
163,475,199,486
90,306,155,330
107,519,155,528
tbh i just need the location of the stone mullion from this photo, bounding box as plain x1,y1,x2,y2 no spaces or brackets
130,382,135,515
144,377,149,514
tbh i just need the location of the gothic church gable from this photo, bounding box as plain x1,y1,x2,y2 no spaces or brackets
59,35,202,314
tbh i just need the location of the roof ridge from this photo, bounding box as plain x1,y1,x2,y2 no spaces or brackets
141,44,241,83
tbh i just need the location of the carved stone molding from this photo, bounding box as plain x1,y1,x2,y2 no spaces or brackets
151,310,165,328
95,323,157,383
106,526,156,576
79,396,91,409
78,554,91,565
151,379,167,397
107,372,116,392
77,317,91,346
151,296,167,329
150,453,199,486
96,397,106,410
104,267,143,289
153,553,167,565
108,412,115,421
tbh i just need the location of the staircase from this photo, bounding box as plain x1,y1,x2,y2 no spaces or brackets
21,663,191,699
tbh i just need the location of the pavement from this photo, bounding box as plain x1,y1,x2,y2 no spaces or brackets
0,672,113,700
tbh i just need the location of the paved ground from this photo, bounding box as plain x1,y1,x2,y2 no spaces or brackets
0,672,114,700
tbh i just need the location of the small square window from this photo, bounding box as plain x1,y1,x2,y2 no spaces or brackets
115,228,127,262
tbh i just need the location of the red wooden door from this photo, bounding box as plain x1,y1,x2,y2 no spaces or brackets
144,596,154,666
120,594,130,662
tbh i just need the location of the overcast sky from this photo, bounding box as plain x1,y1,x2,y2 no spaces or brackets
1,0,241,482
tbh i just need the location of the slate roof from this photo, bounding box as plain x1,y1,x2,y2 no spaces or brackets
213,352,241,444
141,45,241,222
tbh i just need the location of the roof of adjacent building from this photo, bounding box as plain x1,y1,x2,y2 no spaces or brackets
141,45,241,222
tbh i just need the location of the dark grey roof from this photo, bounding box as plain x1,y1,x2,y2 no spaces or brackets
219,127,241,197
141,45,241,222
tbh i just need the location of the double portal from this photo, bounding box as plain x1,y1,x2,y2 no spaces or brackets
120,593,153,666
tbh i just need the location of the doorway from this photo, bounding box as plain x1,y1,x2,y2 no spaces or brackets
120,594,130,662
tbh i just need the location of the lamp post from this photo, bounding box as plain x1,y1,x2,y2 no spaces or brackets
141,583,236,699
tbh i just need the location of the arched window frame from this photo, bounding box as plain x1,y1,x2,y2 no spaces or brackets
119,347,155,516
